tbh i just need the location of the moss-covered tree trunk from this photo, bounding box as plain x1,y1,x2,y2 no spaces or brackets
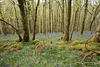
18,0,29,42
91,22,100,43
79,0,88,35
63,0,72,41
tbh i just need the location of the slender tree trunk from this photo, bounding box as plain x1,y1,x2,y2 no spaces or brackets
32,0,40,40
56,4,59,33
61,0,64,34
63,0,72,41
12,1,20,30
49,0,51,33
18,0,29,42
79,0,88,35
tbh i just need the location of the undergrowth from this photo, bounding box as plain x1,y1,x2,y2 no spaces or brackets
0,31,100,67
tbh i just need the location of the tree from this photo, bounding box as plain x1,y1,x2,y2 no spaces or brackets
12,1,20,31
49,0,51,33
43,0,46,34
17,0,29,42
0,19,22,42
79,0,88,35
0,2,8,35
63,0,72,41
32,0,40,40
61,0,64,34
91,21,100,43
70,0,79,40
89,4,100,31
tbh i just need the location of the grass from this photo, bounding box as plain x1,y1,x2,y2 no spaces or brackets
0,31,100,67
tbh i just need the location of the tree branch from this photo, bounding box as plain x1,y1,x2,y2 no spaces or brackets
0,19,22,41
0,19,18,31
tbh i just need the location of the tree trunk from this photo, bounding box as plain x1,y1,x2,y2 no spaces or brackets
32,0,40,40
91,22,100,43
12,1,20,30
43,0,46,34
61,0,64,34
49,0,51,33
70,8,78,40
79,0,88,35
63,0,72,41
18,0,29,42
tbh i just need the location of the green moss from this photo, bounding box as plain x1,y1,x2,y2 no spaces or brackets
35,42,40,46
80,40,91,44
8,43,23,50
69,44,91,52
88,42,100,50
9,48,17,52
0,44,10,49
17,44,23,50
57,41,66,45
0,43,12,52
32,39,40,44
0,43,3,47
91,34,100,43
69,41,100,52
70,40,80,45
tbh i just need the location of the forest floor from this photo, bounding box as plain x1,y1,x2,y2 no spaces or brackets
0,31,100,67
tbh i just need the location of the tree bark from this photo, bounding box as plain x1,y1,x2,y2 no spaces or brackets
91,22,100,43
43,0,46,34
70,8,79,40
49,0,51,33
63,0,72,41
79,0,88,35
12,1,20,30
61,0,64,34
18,0,29,42
32,0,40,40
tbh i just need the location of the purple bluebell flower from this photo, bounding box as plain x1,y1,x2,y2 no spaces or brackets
94,62,97,65
0,59,4,62
79,56,82,59
6,64,9,66
74,63,76,65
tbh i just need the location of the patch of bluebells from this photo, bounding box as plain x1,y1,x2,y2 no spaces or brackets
82,34,94,37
